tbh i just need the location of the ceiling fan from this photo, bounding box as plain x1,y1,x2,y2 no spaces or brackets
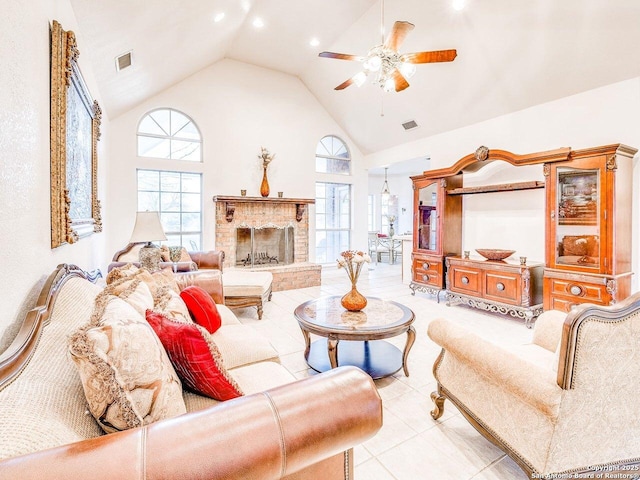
318,4,457,93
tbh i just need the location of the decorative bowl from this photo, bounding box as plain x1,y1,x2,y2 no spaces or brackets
475,249,515,261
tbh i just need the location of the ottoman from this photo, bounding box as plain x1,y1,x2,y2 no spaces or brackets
222,270,273,320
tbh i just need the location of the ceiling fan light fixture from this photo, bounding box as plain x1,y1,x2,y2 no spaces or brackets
353,71,368,87
364,55,381,72
383,77,395,92
400,62,416,78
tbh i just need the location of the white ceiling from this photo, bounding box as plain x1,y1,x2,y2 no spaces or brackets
70,0,640,160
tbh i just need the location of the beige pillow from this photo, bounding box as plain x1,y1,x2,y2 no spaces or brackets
103,275,154,317
69,293,186,433
105,263,140,284
153,286,192,323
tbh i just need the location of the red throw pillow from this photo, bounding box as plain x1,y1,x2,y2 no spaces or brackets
179,286,222,333
145,311,243,401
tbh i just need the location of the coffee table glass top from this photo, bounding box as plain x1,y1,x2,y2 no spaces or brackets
295,296,414,333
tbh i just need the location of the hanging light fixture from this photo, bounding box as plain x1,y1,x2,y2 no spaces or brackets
381,167,391,196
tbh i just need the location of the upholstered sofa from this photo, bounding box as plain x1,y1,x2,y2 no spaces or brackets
0,264,382,479
109,242,225,272
427,293,640,478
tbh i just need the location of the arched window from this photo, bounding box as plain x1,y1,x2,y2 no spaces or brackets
315,135,350,174
137,108,202,161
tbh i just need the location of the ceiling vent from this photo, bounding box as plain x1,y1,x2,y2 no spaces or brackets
402,120,419,131
115,51,133,72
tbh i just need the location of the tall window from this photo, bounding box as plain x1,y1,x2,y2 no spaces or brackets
137,169,202,249
315,182,351,263
315,135,350,174
137,108,202,161
368,194,375,231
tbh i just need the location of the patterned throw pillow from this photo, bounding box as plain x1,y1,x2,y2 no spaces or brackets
69,293,186,433
179,285,222,333
160,245,192,263
103,274,154,317
146,311,243,401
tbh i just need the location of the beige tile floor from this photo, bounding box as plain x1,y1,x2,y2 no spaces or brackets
233,261,531,480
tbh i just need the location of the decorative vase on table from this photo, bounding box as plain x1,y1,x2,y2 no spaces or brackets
337,250,371,312
258,146,275,198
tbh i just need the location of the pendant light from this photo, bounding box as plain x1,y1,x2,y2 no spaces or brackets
381,167,391,197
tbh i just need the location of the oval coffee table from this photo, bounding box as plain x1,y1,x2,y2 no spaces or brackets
294,296,416,379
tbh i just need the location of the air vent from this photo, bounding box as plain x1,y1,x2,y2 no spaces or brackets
402,120,419,131
115,51,132,71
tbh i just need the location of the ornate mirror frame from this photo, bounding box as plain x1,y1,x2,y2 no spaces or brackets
50,20,102,248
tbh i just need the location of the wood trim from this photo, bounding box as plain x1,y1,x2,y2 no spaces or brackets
410,146,571,180
447,180,544,196
212,195,315,204
0,264,101,391
557,290,640,389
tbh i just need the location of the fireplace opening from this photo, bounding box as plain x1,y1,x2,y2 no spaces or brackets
235,225,294,267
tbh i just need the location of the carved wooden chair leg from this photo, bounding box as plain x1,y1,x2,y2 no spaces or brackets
430,389,446,420
257,304,264,320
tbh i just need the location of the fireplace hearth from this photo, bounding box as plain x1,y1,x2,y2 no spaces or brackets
213,195,321,291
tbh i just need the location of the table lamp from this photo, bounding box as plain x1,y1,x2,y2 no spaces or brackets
129,211,167,272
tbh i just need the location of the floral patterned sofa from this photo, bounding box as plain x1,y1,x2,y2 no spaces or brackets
0,264,382,479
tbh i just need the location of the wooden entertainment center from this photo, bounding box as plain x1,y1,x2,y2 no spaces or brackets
409,144,637,324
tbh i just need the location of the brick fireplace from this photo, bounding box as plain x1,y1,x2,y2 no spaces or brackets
212,195,321,291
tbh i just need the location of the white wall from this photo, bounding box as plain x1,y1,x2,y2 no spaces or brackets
366,78,640,288
107,59,368,263
0,0,109,350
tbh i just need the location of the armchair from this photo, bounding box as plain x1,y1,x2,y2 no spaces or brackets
427,293,640,478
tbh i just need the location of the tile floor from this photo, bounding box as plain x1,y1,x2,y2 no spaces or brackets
233,261,531,480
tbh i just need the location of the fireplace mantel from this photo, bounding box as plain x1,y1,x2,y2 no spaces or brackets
212,195,315,222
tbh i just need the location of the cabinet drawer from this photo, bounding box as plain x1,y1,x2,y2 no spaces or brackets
548,278,608,303
484,271,520,305
449,266,481,295
412,258,442,287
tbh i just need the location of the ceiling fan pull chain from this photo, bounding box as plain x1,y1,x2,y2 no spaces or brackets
380,0,385,44
380,93,385,117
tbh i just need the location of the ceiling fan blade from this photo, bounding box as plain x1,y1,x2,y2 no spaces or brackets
401,49,458,64
392,69,410,92
384,21,415,52
335,78,355,90
319,51,365,62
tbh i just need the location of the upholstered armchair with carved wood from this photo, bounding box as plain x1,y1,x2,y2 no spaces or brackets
427,292,640,478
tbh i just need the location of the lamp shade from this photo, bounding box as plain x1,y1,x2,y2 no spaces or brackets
129,211,167,244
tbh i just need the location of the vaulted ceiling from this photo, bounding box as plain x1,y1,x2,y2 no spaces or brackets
70,0,640,156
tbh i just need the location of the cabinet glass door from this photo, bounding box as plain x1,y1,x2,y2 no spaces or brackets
417,182,438,251
554,167,600,269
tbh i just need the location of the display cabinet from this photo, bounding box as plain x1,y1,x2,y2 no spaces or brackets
409,175,462,301
543,144,637,311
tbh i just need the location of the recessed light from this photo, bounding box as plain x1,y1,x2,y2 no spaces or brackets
214,12,225,23
252,17,264,28
452,0,465,11
310,38,320,47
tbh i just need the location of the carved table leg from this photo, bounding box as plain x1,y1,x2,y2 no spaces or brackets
327,337,339,369
301,329,311,361
430,388,446,420
402,326,417,376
